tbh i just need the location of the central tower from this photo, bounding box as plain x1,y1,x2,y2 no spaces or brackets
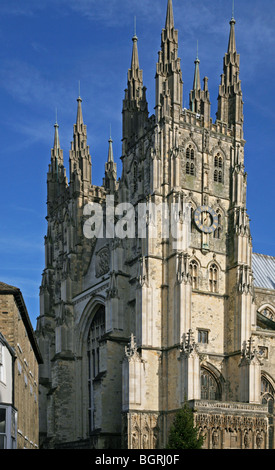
37,0,270,450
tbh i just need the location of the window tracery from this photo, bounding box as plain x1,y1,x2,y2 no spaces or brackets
200,368,221,400
186,145,195,176
261,308,275,322
214,153,223,183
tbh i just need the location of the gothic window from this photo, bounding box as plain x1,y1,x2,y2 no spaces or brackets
209,263,218,293
261,376,275,448
186,145,195,176
189,260,198,289
214,153,223,183
87,305,105,432
213,213,222,239
261,308,275,322
200,368,221,400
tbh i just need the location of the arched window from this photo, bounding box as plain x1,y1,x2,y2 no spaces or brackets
189,260,198,289
209,263,218,293
261,308,275,322
261,376,275,448
201,368,221,400
261,377,275,414
186,145,195,176
214,153,223,184
213,213,222,239
87,305,105,432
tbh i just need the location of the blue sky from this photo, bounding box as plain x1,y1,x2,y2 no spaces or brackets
0,0,274,327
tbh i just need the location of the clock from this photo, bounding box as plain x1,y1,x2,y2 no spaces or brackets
194,205,218,233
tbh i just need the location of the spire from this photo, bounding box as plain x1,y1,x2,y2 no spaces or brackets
155,0,183,120
122,24,148,152
228,0,236,54
165,0,174,32
69,94,92,191
52,118,63,166
76,95,84,129
193,42,201,91
189,46,210,122
108,133,114,163
53,121,60,151
131,33,139,73
217,12,243,135
47,119,67,206
104,130,117,193
131,17,139,71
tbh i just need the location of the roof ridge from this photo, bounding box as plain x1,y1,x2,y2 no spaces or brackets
252,252,275,259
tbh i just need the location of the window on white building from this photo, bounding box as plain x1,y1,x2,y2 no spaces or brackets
0,408,6,449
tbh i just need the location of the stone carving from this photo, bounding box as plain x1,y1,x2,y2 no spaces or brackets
137,257,148,288
125,334,141,362
256,432,263,449
95,247,110,278
240,337,262,366
212,429,219,448
195,409,267,449
180,329,198,356
127,412,159,449
244,431,251,449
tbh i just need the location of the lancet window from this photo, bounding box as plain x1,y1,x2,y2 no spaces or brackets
209,263,219,293
189,260,199,289
213,212,222,239
201,368,221,401
186,145,195,176
214,153,223,183
87,305,105,431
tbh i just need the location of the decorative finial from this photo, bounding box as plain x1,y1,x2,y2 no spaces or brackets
55,108,58,126
109,124,112,141
196,40,199,60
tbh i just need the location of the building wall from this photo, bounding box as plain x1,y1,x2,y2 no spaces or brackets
0,294,39,449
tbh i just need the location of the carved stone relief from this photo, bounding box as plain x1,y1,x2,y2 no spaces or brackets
95,247,110,278
124,412,160,449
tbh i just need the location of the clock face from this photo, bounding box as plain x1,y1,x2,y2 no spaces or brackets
194,206,218,233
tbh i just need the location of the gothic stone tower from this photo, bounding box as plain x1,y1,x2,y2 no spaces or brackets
36,0,275,449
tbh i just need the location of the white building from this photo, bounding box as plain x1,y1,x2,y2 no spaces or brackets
0,332,17,449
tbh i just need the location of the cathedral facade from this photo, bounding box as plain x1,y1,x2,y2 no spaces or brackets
36,0,275,449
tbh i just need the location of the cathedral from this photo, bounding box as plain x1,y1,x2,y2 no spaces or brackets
36,0,275,449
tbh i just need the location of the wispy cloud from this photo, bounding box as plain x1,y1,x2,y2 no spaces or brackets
0,236,44,254
0,59,61,107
